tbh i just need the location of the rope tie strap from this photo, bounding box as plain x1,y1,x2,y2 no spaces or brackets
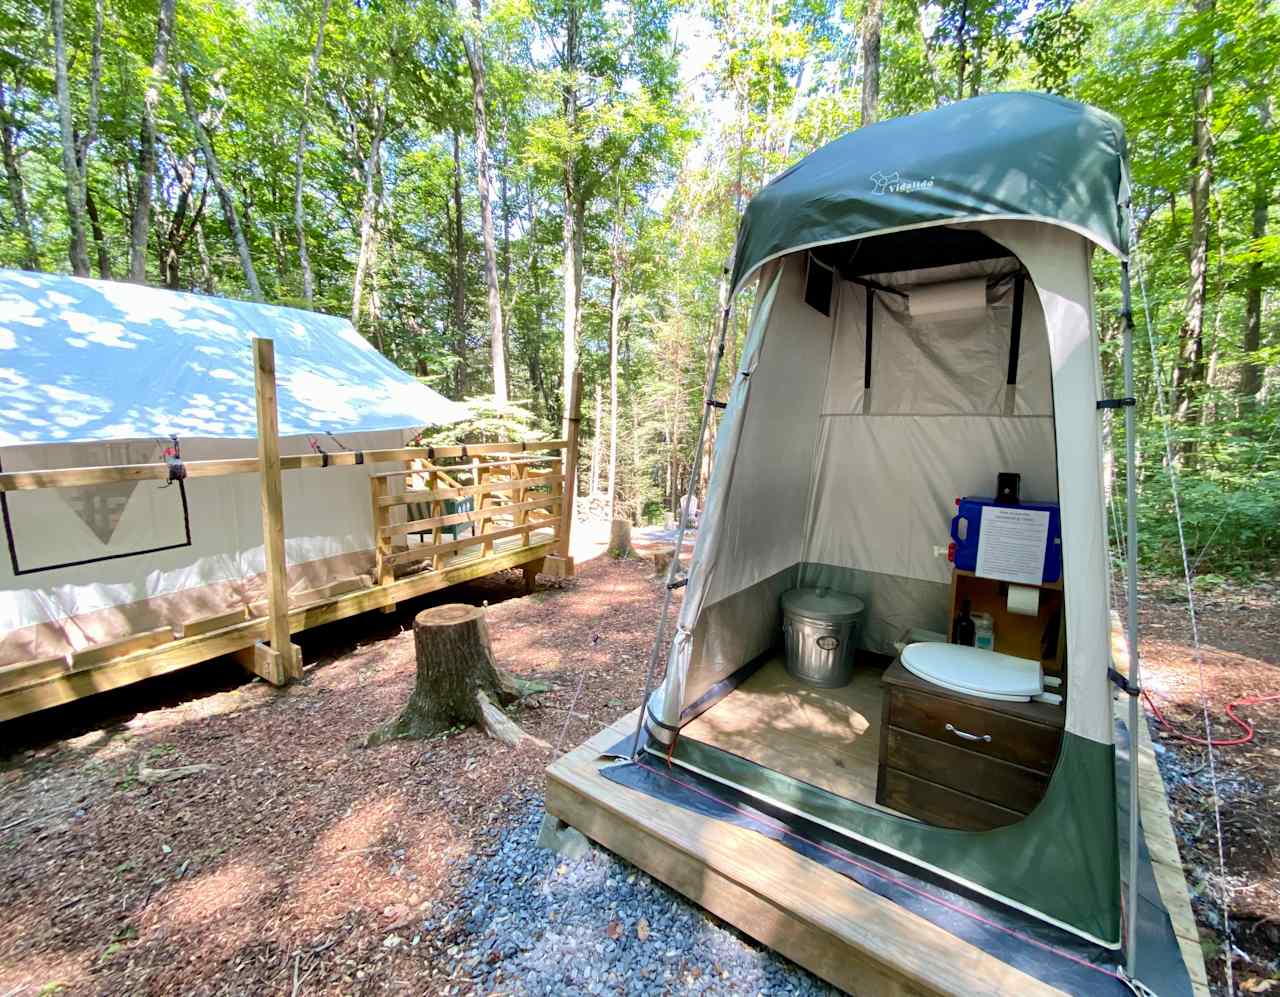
160,435,186,487
706,399,727,410
323,432,362,465
1096,397,1136,410
308,437,330,468
1107,666,1140,697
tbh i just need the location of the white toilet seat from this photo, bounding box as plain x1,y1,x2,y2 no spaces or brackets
900,642,1043,702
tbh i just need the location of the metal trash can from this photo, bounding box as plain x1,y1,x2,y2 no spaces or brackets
781,587,865,688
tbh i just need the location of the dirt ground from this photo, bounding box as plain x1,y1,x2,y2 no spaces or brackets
1,533,1276,996
1134,577,1280,993
0,527,682,996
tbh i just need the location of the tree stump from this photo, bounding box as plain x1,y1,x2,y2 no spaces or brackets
366,604,548,748
609,518,632,559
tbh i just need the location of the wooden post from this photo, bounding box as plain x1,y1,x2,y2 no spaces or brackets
371,474,396,613
252,337,302,684
514,462,531,546
545,369,582,579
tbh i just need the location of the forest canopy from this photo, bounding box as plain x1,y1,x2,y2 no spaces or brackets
1,0,1276,578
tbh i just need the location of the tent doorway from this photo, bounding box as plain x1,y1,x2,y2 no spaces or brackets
655,232,1071,839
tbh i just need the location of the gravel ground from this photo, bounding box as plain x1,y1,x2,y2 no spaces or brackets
442,803,838,996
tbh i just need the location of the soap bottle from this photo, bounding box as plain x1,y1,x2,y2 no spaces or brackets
954,599,976,646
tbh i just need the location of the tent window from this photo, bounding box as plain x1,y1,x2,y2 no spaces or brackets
804,254,834,316
0,443,192,576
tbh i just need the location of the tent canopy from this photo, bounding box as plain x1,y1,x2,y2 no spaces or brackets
730,92,1130,295
0,270,466,447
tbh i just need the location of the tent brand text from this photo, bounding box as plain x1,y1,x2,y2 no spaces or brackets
870,171,936,195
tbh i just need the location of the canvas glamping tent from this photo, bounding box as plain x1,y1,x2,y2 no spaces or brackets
593,93,1194,994
0,270,467,672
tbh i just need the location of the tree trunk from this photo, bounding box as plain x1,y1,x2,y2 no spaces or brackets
561,0,580,436
500,130,511,300
85,183,111,279
1240,98,1271,407
451,129,468,397
608,518,632,558
159,152,202,289
589,383,602,495
559,0,581,532
294,0,331,307
53,0,90,276
195,217,214,293
351,93,387,326
0,77,38,270
606,222,623,518
526,179,553,421
128,0,178,283
860,0,882,126
461,0,508,402
180,73,264,301
367,604,548,748
1172,0,1214,466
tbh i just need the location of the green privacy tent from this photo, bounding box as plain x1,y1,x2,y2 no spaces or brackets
633,93,1146,960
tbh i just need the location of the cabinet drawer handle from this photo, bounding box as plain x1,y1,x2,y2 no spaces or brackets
945,722,992,743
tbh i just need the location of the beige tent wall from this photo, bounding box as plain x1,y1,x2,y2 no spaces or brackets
799,257,1060,653
650,220,1114,749
0,429,409,664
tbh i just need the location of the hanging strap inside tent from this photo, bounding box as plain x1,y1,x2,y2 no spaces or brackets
862,287,875,414
1003,274,1025,416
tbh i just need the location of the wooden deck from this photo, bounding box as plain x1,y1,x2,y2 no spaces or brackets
0,534,556,722
547,701,1207,996
548,710,1065,996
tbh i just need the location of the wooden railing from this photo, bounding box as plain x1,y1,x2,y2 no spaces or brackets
369,445,569,587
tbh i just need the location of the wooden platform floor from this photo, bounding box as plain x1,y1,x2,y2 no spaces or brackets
682,656,900,814
0,534,558,722
548,702,1208,997
547,710,1064,996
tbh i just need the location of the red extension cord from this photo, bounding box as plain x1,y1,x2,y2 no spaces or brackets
1142,688,1280,748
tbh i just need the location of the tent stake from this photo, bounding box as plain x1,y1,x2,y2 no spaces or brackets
630,281,737,760
1120,262,1142,978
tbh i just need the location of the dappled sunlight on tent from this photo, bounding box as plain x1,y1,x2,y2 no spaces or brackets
0,270,466,445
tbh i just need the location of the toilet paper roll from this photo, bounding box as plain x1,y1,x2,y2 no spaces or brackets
1007,584,1040,617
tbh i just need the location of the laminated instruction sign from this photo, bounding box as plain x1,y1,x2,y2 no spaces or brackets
975,506,1050,585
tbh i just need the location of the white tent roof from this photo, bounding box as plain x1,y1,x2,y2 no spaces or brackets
0,270,466,446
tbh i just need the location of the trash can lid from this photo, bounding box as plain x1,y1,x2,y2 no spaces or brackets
781,587,865,623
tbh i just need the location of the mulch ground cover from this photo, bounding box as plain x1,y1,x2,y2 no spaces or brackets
0,545,678,996
1134,577,1280,994
1,544,1276,995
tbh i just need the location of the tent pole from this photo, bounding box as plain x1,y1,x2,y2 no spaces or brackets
1120,261,1142,978
630,276,736,760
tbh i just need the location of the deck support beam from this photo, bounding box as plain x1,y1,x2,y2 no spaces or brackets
253,337,302,684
